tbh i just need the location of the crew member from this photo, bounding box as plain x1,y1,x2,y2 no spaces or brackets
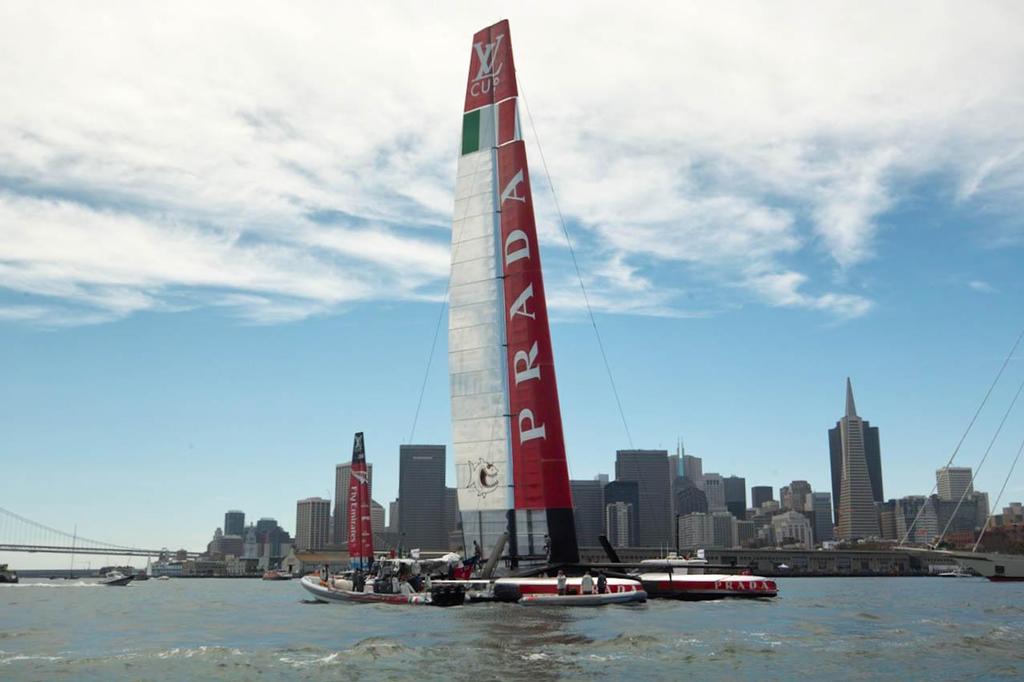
581,571,594,595
556,570,567,596
597,571,607,595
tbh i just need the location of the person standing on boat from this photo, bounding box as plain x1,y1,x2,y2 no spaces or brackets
472,540,482,564
543,535,551,562
557,570,567,596
581,571,595,595
597,571,607,595
423,573,432,592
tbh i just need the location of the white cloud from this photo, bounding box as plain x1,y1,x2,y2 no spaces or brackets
0,2,1021,325
968,280,999,295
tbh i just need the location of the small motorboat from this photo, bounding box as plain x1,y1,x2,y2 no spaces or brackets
519,589,647,606
99,571,135,587
0,564,18,584
298,575,434,605
155,575,171,581
262,570,293,581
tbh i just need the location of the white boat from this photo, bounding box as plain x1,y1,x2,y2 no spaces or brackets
299,575,432,605
99,571,134,587
633,557,778,600
946,550,1024,582
492,576,646,603
519,590,647,606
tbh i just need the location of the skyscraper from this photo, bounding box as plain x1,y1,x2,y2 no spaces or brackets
702,473,726,512
333,460,373,546
936,467,973,502
674,477,709,516
783,480,812,513
604,480,640,547
723,476,747,520
806,492,834,544
388,499,399,533
830,381,883,522
398,444,447,551
295,497,331,551
615,450,672,548
605,501,633,548
682,454,703,487
751,486,774,509
224,510,245,537
370,500,386,535
833,379,882,540
570,480,605,547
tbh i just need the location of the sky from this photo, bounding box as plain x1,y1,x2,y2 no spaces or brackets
2,2,1023,568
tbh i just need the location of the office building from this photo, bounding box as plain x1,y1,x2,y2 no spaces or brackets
771,511,813,549
878,500,898,540
674,477,709,516
682,454,703,487
895,496,938,545
295,497,331,551
224,510,245,537
615,450,672,547
783,480,812,513
604,480,640,547
370,500,386,535
702,473,726,512
398,444,447,551
333,461,373,546
736,520,756,547
751,486,774,509
831,379,882,539
570,480,605,547
606,501,634,548
936,467,973,502
444,487,460,539
388,499,399,533
830,381,884,523
677,511,737,549
806,492,834,544
724,476,747,520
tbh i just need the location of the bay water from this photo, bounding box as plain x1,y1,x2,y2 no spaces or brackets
2,577,1022,680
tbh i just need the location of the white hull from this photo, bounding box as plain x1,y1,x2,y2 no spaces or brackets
947,551,1024,581
299,575,430,605
519,590,646,606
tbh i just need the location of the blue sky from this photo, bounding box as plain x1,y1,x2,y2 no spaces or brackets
2,2,1023,567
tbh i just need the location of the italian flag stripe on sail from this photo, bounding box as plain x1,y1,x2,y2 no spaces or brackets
461,105,494,155
461,100,520,155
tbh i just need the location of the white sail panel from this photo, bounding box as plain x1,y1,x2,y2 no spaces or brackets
450,144,512,516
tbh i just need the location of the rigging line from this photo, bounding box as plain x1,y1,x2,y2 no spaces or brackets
900,325,1024,545
935,373,1024,546
518,81,634,449
407,288,449,444
972,433,1024,552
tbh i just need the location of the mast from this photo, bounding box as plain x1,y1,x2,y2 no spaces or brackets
347,432,373,570
450,20,578,565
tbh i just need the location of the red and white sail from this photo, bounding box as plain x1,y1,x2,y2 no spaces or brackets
450,20,578,565
347,432,373,569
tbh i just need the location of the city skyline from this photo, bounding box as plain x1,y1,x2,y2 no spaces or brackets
3,3,1024,566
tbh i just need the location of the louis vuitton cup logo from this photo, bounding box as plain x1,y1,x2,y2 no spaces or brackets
464,458,500,497
470,34,504,97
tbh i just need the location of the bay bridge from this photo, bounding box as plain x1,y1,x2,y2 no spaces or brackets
0,506,199,559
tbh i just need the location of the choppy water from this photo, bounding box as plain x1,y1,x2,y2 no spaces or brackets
2,577,1023,680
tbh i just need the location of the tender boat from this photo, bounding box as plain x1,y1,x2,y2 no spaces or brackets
99,571,135,587
262,570,292,581
0,564,18,584
634,557,778,600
